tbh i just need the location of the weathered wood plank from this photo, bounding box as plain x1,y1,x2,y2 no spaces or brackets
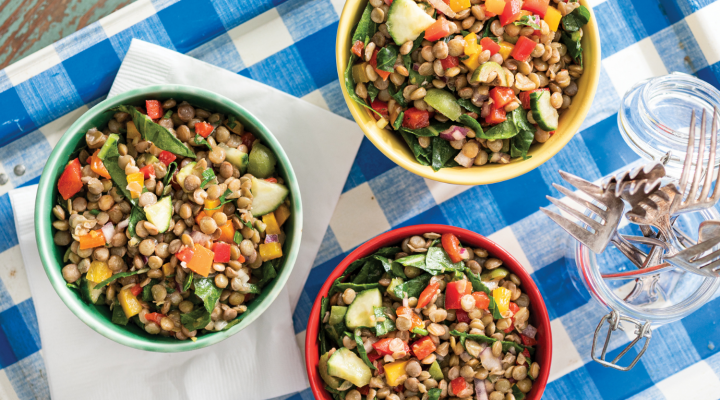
0,0,135,69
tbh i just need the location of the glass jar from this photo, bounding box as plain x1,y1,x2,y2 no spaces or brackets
618,72,720,179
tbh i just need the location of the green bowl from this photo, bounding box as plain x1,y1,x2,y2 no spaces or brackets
35,85,303,352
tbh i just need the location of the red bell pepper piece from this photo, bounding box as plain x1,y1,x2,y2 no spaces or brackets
384,0,393,5
352,40,364,58
425,19,452,41
499,0,523,26
455,309,470,323
371,99,390,120
523,348,531,359
213,242,231,263
411,336,437,360
146,100,163,120
489,87,516,109
445,280,472,309
480,37,501,56
195,121,215,138
369,49,391,81
139,164,156,180
358,386,370,396
397,306,424,330
519,88,549,109
521,334,537,347
450,377,467,396
176,247,194,263
440,55,459,70
472,291,490,310
505,302,520,333
265,177,278,183
417,281,440,309
130,285,143,297
481,4,497,17
145,312,166,325
367,351,383,363
486,107,507,125
522,0,550,17
241,132,256,150
373,338,410,356
58,158,83,200
158,150,176,166
441,233,463,263
402,108,430,129
511,36,537,62
89,150,111,179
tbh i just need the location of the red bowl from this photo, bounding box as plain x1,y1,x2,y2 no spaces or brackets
305,224,552,400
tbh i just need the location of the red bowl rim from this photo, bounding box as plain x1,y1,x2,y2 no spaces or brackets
304,224,552,399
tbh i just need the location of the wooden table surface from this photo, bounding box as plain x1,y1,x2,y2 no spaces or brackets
0,0,135,69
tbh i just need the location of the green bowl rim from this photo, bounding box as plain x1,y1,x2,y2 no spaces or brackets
34,84,303,352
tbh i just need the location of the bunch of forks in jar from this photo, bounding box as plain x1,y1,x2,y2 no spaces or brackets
543,108,720,288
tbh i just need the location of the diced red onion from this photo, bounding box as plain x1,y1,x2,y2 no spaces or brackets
190,231,211,246
522,324,537,339
440,125,470,141
413,63,420,71
101,222,115,243
458,247,471,260
472,92,489,104
117,218,129,230
474,379,488,400
142,255,149,265
265,234,279,244
428,0,456,17
455,152,474,168
480,347,502,371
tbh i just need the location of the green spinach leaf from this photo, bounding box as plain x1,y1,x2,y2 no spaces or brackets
512,385,526,400
127,207,147,238
331,279,381,294
393,111,404,130
514,15,540,29
393,274,433,299
374,307,396,336
457,98,483,114
510,107,534,133
394,254,426,269
562,5,590,32
194,277,222,313
353,258,385,284
351,2,377,45
376,247,402,258
458,114,484,138
111,299,129,325
233,231,243,246
99,138,137,206
479,119,518,140
258,261,278,288
374,255,407,279
431,137,460,172
427,388,442,400
389,82,408,108
180,308,212,331
400,130,432,166
93,268,149,290
163,161,177,187
426,247,465,273
510,128,534,160
351,330,376,370
183,272,194,292
481,16,498,38
344,55,382,117
451,330,533,355
367,84,380,103
376,46,399,72
194,134,213,151
561,31,583,66
111,105,195,158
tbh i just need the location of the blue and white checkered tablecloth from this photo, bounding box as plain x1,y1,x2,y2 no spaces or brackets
2,0,720,398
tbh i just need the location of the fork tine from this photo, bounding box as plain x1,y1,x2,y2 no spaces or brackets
558,170,605,202
540,207,605,253
688,109,707,203
712,107,720,202
552,183,607,217
701,107,717,200
673,111,696,211
547,196,603,230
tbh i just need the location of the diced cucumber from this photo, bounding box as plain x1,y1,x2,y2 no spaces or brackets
250,176,289,217
219,144,249,174
531,89,559,131
111,299,129,325
386,277,403,301
345,288,382,329
319,352,344,390
327,347,372,387
481,266,509,282
325,306,348,346
429,360,444,381
386,0,437,45
80,278,104,305
424,89,462,121
144,195,172,233
247,143,277,179
470,62,508,86
98,134,120,160
176,162,203,192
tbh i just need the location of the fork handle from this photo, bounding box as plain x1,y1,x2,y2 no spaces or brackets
610,232,647,269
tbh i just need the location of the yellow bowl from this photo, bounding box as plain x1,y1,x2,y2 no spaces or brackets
336,1,601,185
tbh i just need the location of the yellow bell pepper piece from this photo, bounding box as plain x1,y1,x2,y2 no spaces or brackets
544,6,562,32
384,360,410,387
462,51,482,71
118,288,143,318
86,261,112,283
162,263,174,277
126,172,144,199
259,242,283,262
449,0,470,12
464,33,480,56
204,198,221,217
263,213,281,235
493,287,512,317
485,0,506,15
498,41,515,60
274,204,291,227
126,121,140,139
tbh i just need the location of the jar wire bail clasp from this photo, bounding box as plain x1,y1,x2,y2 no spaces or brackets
591,310,652,371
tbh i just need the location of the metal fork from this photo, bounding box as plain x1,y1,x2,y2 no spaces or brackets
670,108,720,215
664,233,720,277
541,171,647,266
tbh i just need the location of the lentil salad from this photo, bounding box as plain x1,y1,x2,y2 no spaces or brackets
317,232,540,400
346,0,591,171
53,98,292,339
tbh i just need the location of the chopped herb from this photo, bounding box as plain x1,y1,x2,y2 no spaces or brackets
163,110,173,119
89,209,100,215
110,105,195,158
233,231,242,245
205,189,233,210
194,134,213,151
93,268,150,290
227,115,237,129
200,168,216,189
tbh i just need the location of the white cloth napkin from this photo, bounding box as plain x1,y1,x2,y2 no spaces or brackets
11,39,364,400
